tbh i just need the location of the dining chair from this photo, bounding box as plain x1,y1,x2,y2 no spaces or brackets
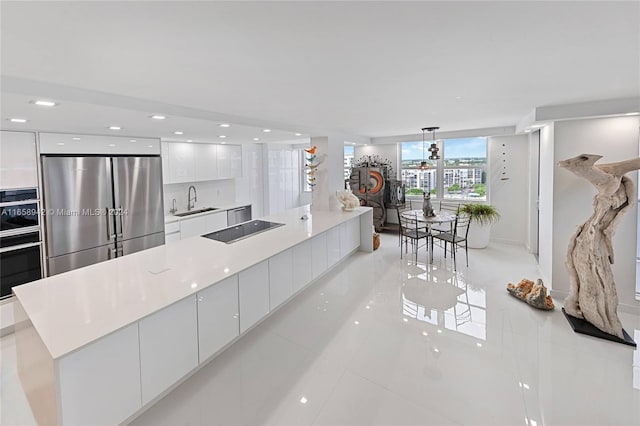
399,210,430,262
431,213,471,269
431,201,460,233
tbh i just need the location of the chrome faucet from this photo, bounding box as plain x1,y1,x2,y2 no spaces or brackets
188,185,197,211
170,198,178,215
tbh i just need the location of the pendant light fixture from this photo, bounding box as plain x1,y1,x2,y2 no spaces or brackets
419,128,428,169
424,126,440,160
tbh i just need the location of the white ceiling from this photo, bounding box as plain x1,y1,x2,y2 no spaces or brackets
1,1,638,139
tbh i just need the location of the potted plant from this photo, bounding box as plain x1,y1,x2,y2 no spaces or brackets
459,203,500,249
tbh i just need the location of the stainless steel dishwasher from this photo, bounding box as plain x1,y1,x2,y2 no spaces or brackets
227,205,252,225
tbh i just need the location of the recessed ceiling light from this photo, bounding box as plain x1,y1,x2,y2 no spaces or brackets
221,141,226,144
626,112,640,116
148,145,153,148
299,397,308,404
187,139,193,142
524,129,531,133
219,123,230,128
56,142,65,146
263,129,271,133
9,118,28,123
108,126,121,130
219,135,227,139
455,96,462,100
295,133,302,136
129,139,137,143
32,100,57,107
108,144,116,147
352,142,356,145
174,131,184,135
253,137,260,141
150,115,166,120
72,137,81,141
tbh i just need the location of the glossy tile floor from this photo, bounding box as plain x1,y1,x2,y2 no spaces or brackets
2,233,640,425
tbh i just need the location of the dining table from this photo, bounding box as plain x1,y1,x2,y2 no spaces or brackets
401,210,457,264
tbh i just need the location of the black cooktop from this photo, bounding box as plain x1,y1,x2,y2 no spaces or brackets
202,220,285,244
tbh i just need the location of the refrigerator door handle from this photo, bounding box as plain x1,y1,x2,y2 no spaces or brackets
117,205,124,238
106,207,115,240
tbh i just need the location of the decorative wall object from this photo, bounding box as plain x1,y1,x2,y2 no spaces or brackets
506,278,554,310
304,146,318,190
559,153,640,346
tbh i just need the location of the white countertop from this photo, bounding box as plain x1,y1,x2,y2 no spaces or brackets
164,202,251,224
14,205,371,359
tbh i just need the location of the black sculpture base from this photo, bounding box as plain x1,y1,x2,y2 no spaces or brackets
562,308,636,347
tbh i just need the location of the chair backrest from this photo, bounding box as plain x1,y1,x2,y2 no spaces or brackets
439,202,461,215
453,213,471,239
399,211,420,238
395,202,409,223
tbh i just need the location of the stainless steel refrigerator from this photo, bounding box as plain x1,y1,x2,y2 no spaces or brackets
42,156,165,276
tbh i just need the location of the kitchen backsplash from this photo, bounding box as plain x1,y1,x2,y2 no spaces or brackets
163,179,236,214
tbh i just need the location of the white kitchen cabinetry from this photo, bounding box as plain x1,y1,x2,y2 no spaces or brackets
311,232,328,280
349,217,361,252
195,143,218,181
217,144,242,179
180,215,209,239
57,323,141,426
179,211,227,239
238,260,270,333
165,221,181,243
167,143,196,183
340,218,361,258
292,239,312,293
0,131,37,189
139,296,198,405
197,275,239,362
163,142,241,184
206,210,227,232
327,227,341,268
269,248,293,310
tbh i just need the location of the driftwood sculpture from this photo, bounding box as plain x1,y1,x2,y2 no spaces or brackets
559,154,640,339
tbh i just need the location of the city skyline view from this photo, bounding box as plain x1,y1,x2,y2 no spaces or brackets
401,137,487,160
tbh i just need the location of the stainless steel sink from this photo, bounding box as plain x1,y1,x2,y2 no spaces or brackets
173,207,218,217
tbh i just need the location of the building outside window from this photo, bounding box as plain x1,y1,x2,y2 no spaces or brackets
401,137,487,201
344,145,354,186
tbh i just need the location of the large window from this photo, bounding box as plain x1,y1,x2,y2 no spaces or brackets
401,137,487,201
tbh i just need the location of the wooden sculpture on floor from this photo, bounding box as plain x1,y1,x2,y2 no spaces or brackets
559,154,640,342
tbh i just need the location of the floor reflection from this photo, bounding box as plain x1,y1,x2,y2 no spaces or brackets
401,260,486,340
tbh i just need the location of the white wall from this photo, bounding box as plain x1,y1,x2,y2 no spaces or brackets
354,144,399,179
263,145,303,215
526,130,540,254
163,179,235,214
538,123,555,285
552,116,639,308
487,134,529,245
236,143,264,218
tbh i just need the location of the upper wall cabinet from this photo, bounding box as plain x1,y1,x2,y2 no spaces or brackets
162,142,242,184
0,131,38,189
217,144,242,179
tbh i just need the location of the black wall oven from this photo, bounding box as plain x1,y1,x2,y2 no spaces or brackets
0,188,43,299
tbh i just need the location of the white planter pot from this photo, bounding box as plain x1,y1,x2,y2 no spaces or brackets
467,222,491,249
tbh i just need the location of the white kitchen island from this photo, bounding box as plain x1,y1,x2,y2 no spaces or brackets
13,205,373,426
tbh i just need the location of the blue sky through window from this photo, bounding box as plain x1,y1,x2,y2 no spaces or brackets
402,137,486,160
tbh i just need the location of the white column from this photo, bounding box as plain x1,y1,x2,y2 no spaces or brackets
310,136,344,211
